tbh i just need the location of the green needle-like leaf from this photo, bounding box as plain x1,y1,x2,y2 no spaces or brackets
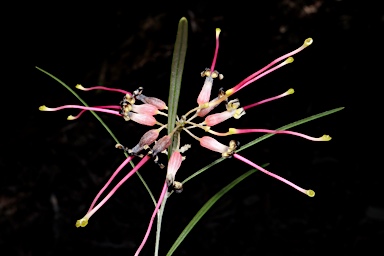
167,167,263,256
168,17,188,155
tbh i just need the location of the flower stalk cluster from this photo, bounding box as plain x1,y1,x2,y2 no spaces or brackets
40,26,330,255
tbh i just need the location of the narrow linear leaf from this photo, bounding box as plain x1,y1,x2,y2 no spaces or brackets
181,107,344,184
167,168,261,256
168,17,188,155
36,66,156,205
156,18,188,255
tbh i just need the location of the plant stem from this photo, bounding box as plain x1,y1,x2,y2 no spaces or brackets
155,191,169,256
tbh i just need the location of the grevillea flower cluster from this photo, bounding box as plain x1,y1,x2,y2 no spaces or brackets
40,27,330,255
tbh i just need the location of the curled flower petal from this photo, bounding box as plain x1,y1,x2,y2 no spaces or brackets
130,129,160,155
127,112,157,126
200,136,228,153
204,108,245,126
136,94,168,110
197,76,213,105
166,151,183,186
151,135,172,156
131,104,159,116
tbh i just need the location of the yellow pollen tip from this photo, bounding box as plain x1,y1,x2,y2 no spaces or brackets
306,190,315,197
67,115,76,120
233,108,245,119
228,128,237,135
216,28,221,37
75,84,85,90
320,134,332,141
225,89,234,96
75,218,88,228
286,88,295,95
304,38,313,47
39,105,49,111
200,103,209,109
285,57,294,64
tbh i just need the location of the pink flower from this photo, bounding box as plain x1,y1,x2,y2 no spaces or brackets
199,137,315,197
197,29,222,105
76,155,151,228
201,38,313,110
166,150,183,187
39,24,327,256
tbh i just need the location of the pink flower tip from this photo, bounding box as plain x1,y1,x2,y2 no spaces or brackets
166,151,183,186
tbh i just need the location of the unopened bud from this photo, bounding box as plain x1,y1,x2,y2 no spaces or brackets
130,129,160,155
166,151,183,187
200,136,229,153
136,94,168,110
151,135,172,157
127,112,157,126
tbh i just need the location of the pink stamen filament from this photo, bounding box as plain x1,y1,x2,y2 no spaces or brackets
231,59,289,94
71,105,121,119
134,181,168,256
85,156,150,220
234,129,325,141
233,153,310,195
207,61,291,108
210,28,221,72
47,105,121,117
80,85,131,95
231,40,310,93
88,156,135,212
243,91,292,111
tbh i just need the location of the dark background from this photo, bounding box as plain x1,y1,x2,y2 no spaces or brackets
1,1,381,255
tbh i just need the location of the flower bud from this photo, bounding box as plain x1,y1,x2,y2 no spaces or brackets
136,94,168,110
151,135,172,157
127,112,157,126
200,136,228,153
166,151,183,187
130,129,160,155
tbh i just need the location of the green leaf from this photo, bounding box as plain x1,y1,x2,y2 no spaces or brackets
167,167,262,256
168,17,188,155
181,107,344,184
36,66,156,205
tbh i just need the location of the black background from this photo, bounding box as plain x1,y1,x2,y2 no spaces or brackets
1,1,380,255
